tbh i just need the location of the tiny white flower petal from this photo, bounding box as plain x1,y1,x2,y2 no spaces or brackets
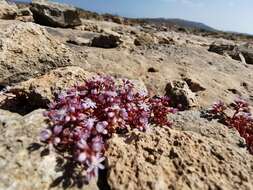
98,163,105,170
78,152,87,162
53,137,61,145
138,102,150,111
65,116,71,122
98,157,105,163
53,125,63,135
82,98,97,109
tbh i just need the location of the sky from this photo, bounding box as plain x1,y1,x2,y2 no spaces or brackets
17,0,253,34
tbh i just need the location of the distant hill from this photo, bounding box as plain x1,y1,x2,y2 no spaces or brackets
140,18,216,32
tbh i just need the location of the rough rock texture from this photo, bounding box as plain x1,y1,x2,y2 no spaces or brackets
0,109,99,190
0,0,18,19
208,40,253,64
168,110,244,146
91,34,122,48
165,80,197,109
9,66,95,102
0,67,95,115
134,32,156,46
16,7,34,22
67,36,91,46
106,116,253,190
238,43,253,65
1,66,147,115
208,39,236,55
30,0,82,28
0,20,73,86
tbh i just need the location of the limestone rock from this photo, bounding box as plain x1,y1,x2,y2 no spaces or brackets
208,39,241,61
168,110,244,147
208,40,253,64
134,32,156,46
30,0,82,28
0,21,73,86
91,34,122,48
8,66,95,105
0,109,98,190
16,7,34,22
165,80,197,110
3,67,147,115
208,39,237,54
0,0,18,19
238,43,253,65
106,123,253,190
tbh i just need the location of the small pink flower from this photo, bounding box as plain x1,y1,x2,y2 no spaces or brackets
86,154,105,179
105,91,117,97
138,102,150,111
138,90,148,97
78,152,87,163
53,137,61,145
92,136,104,152
84,117,97,130
96,122,108,134
108,112,115,118
77,139,88,150
53,125,63,135
40,129,52,142
120,109,128,120
54,108,68,121
82,98,97,109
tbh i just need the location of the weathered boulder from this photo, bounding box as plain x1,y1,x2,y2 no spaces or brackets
30,0,82,28
6,67,96,108
103,14,125,25
168,110,244,146
134,32,156,46
208,40,253,64
0,109,99,190
106,113,253,190
0,21,73,86
91,34,121,48
16,7,34,22
208,39,246,63
157,36,175,45
238,43,253,65
0,0,18,19
208,39,237,55
2,67,147,115
165,80,197,110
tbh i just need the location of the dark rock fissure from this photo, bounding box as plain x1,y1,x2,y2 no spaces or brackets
0,85,5,91
97,167,111,190
0,91,49,115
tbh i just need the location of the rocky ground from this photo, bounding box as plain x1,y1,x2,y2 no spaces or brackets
0,0,253,190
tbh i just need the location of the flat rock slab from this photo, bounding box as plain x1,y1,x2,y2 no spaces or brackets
106,124,253,190
31,0,82,28
0,21,73,86
0,109,99,190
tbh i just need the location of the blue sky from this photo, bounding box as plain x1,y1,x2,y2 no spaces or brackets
18,0,253,34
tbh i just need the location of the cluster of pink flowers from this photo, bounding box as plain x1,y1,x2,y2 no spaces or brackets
40,76,177,181
209,98,253,153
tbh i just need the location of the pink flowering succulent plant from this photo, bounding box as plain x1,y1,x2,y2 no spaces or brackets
209,98,253,154
40,76,177,181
